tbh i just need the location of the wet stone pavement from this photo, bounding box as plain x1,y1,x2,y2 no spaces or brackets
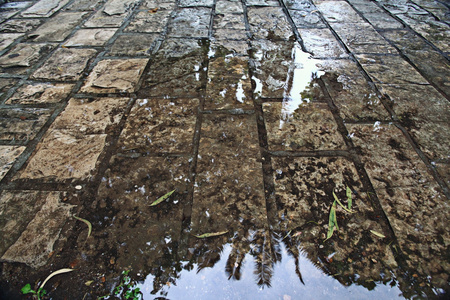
0,0,449,299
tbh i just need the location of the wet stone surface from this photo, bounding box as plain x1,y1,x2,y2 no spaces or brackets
0,43,55,74
109,34,157,56
0,19,44,33
30,12,87,42
0,107,52,141
0,146,25,180
5,82,74,104
247,7,294,40
167,8,212,38
64,29,118,47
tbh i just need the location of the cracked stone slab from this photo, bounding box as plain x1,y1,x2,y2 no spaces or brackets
331,23,397,54
20,0,70,18
167,7,211,38
0,33,23,52
30,12,87,42
299,28,347,58
0,43,55,73
32,48,97,81
124,10,171,33
154,38,203,58
356,54,428,85
179,0,213,7
213,28,248,41
1,191,75,268
65,0,102,11
363,12,404,29
6,82,74,104
64,28,118,47
192,114,265,233
289,8,326,29
0,19,43,33
413,21,450,53
51,97,129,134
0,78,18,98
18,130,107,180
214,13,246,30
84,0,139,27
216,0,243,13
0,146,25,181
205,56,253,110
109,35,157,56
118,98,198,153
209,40,248,56
0,107,53,141
80,59,148,94
263,102,346,151
246,0,279,6
247,7,294,40
316,1,364,23
139,0,176,10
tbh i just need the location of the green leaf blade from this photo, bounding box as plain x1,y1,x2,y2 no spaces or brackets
21,284,34,295
346,186,352,210
193,231,228,238
150,190,175,206
333,191,353,213
370,230,386,238
324,200,338,242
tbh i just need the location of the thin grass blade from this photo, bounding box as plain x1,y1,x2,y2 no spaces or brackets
150,190,175,206
73,215,92,238
333,191,353,213
370,230,386,238
39,268,74,290
346,186,352,210
193,231,228,238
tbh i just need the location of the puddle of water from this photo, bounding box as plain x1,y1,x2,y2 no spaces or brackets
139,242,404,300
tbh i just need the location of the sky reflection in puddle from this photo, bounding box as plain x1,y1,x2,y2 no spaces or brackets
139,243,404,300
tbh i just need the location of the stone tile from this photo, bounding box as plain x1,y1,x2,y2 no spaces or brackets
0,43,55,74
0,11,18,23
0,33,23,52
179,0,213,7
167,8,211,38
214,13,246,30
18,130,107,180
32,48,97,81
51,97,129,134
124,10,171,33
412,0,450,23
192,114,266,233
80,59,148,94
299,28,347,58
347,123,434,188
363,12,404,29
318,59,390,122
356,54,428,85
109,34,157,56
84,0,139,27
205,56,253,110
118,98,198,153
0,1,33,9
246,0,279,6
331,23,396,54
6,82,74,104
347,0,384,14
31,12,87,42
290,9,327,29
316,1,364,23
209,40,248,56
20,0,70,18
0,108,52,141
0,78,18,99
263,102,345,151
435,163,449,186
408,121,450,161
216,0,243,14
65,0,102,11
247,7,294,40
1,191,75,268
0,146,25,181
0,19,43,33
64,28,118,47
155,37,203,58
139,0,176,10
414,21,450,53
213,28,248,41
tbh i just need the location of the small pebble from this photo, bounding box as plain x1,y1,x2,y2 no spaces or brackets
75,185,82,190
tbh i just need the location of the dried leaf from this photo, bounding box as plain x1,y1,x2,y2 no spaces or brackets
149,8,158,13
85,280,94,286
333,191,353,213
150,190,175,206
324,200,338,242
39,268,74,290
370,230,385,238
73,215,92,238
346,186,352,210
193,231,228,238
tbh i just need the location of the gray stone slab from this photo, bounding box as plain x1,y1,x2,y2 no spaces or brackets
413,20,450,53
299,28,347,58
20,0,70,18
209,40,248,56
1,191,75,268
363,12,404,29
179,0,213,7
64,28,118,47
139,0,176,10
109,34,157,56
80,58,149,93
0,146,25,181
316,1,364,23
246,0,279,6
0,107,52,141
65,0,102,11
124,10,171,33
289,9,327,29
247,7,294,40
0,19,43,33
155,37,202,58
214,13,246,30
0,78,18,98
0,1,33,9
216,0,243,13
84,0,139,27
0,43,55,73
6,82,74,104
31,12,87,42
32,48,97,81
118,98,198,153
0,33,23,52
167,8,212,38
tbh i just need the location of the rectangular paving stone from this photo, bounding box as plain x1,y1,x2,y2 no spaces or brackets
64,28,118,47
32,48,97,81
192,114,266,233
20,0,70,18
167,8,211,38
216,0,243,14
0,146,25,181
247,7,294,40
17,130,107,180
246,0,279,6
356,54,428,85
0,33,23,52
289,9,327,29
209,40,248,56
346,0,385,14
179,0,213,7
0,11,18,23
118,98,198,153
109,34,157,56
65,0,102,11
362,12,404,29
414,21,450,53
51,97,129,134
6,82,74,104
205,56,253,110
0,43,55,74
331,23,397,54
0,19,43,33
80,58,148,94
1,191,75,268
0,107,52,141
124,9,171,33
213,28,248,41
84,0,139,27
31,12,87,42
139,0,176,10
299,28,347,58
263,102,345,151
316,1,364,23
0,78,18,99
